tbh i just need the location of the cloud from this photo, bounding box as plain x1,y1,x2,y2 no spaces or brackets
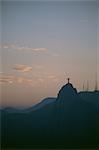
17,47,47,52
0,75,15,84
2,45,9,49
16,77,33,85
0,75,33,86
31,48,47,52
47,75,59,82
0,44,48,52
13,64,32,73
47,75,56,79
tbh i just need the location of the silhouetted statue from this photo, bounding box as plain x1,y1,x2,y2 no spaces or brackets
67,77,70,84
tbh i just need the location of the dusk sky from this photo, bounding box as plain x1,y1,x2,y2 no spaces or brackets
0,0,99,107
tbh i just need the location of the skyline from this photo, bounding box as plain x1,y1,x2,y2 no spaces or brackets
0,1,99,107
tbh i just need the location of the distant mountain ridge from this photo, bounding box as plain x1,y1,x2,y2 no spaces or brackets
26,97,56,112
1,97,56,113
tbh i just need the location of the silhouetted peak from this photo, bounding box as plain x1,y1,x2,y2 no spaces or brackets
65,82,73,88
57,82,77,100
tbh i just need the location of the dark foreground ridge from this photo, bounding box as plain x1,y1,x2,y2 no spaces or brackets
1,81,99,149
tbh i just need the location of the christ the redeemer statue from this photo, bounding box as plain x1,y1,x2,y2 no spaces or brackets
67,78,70,84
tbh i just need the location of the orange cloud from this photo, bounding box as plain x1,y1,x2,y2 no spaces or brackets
17,77,32,84
0,75,15,84
13,64,32,73
0,75,33,86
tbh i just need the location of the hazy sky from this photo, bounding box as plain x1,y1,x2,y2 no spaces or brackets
0,0,99,107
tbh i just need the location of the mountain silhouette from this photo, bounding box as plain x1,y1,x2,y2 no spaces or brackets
58,82,77,99
79,91,99,109
26,97,56,112
1,97,56,113
1,81,99,149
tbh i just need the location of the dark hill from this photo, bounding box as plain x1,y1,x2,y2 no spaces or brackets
79,91,99,109
1,82,99,149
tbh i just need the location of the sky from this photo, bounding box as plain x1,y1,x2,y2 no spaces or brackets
0,0,99,107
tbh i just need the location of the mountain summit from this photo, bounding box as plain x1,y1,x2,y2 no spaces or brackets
57,82,77,100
